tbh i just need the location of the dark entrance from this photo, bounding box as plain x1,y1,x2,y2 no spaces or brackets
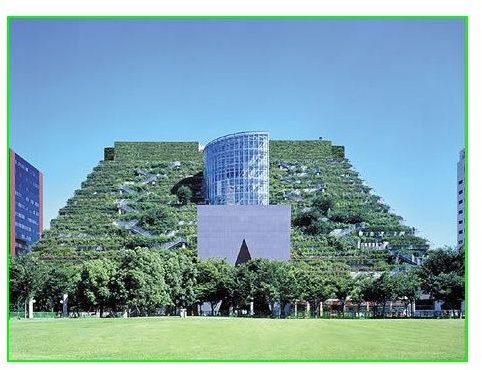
235,239,252,266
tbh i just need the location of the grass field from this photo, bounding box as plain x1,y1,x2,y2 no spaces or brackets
9,317,466,361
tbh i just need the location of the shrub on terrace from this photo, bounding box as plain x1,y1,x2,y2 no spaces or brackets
176,186,193,205
328,210,364,224
312,194,334,215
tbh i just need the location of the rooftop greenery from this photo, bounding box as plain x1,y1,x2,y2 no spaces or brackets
34,139,429,271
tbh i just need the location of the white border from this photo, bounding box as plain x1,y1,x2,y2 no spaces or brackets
0,1,479,370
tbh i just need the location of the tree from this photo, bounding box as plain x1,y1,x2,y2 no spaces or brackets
176,186,192,205
375,273,397,317
195,259,234,315
9,255,47,317
419,247,465,316
114,248,171,316
432,272,465,317
20,247,84,314
360,273,396,318
37,262,81,314
332,275,354,316
278,262,297,318
348,277,364,317
392,269,421,317
76,258,118,316
252,259,288,317
161,250,197,314
232,262,257,313
359,275,376,317
420,247,464,285
290,261,332,317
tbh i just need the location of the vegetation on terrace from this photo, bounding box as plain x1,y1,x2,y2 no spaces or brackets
35,139,428,271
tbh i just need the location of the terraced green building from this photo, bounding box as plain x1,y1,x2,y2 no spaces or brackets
36,138,429,271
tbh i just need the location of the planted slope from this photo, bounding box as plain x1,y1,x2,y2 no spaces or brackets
38,142,203,251
269,140,428,269
36,140,427,270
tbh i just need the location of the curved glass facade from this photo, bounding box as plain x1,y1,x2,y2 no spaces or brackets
203,131,269,205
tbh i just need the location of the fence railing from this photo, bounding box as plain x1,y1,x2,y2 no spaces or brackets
10,311,57,319
413,310,464,318
9,309,465,320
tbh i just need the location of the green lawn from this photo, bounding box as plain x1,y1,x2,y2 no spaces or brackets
9,317,466,361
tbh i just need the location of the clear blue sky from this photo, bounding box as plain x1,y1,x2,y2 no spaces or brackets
9,18,465,248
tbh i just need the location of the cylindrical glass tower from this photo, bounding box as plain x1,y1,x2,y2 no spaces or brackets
203,131,269,205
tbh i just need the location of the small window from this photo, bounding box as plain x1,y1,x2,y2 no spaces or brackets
459,190,463,195
459,200,463,204
459,220,463,224
458,180,463,185
458,210,463,214
459,230,463,234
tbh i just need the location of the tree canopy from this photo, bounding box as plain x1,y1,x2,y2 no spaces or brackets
9,245,465,318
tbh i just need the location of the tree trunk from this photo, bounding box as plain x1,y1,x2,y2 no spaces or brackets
28,297,34,319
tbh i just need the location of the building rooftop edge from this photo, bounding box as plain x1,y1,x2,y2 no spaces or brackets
9,148,43,174
204,131,269,149
113,141,200,144
197,204,290,208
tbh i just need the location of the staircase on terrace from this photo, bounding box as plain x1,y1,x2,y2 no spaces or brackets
159,238,188,250
114,168,172,237
117,199,139,213
388,249,423,266
136,169,158,185
119,184,136,194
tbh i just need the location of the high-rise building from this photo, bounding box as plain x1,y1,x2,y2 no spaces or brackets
457,149,465,248
9,149,43,256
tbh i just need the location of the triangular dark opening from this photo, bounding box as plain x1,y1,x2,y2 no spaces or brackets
235,239,252,266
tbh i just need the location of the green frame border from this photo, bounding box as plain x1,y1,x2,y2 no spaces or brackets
5,15,469,363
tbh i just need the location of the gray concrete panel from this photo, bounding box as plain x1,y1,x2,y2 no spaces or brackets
197,205,291,263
